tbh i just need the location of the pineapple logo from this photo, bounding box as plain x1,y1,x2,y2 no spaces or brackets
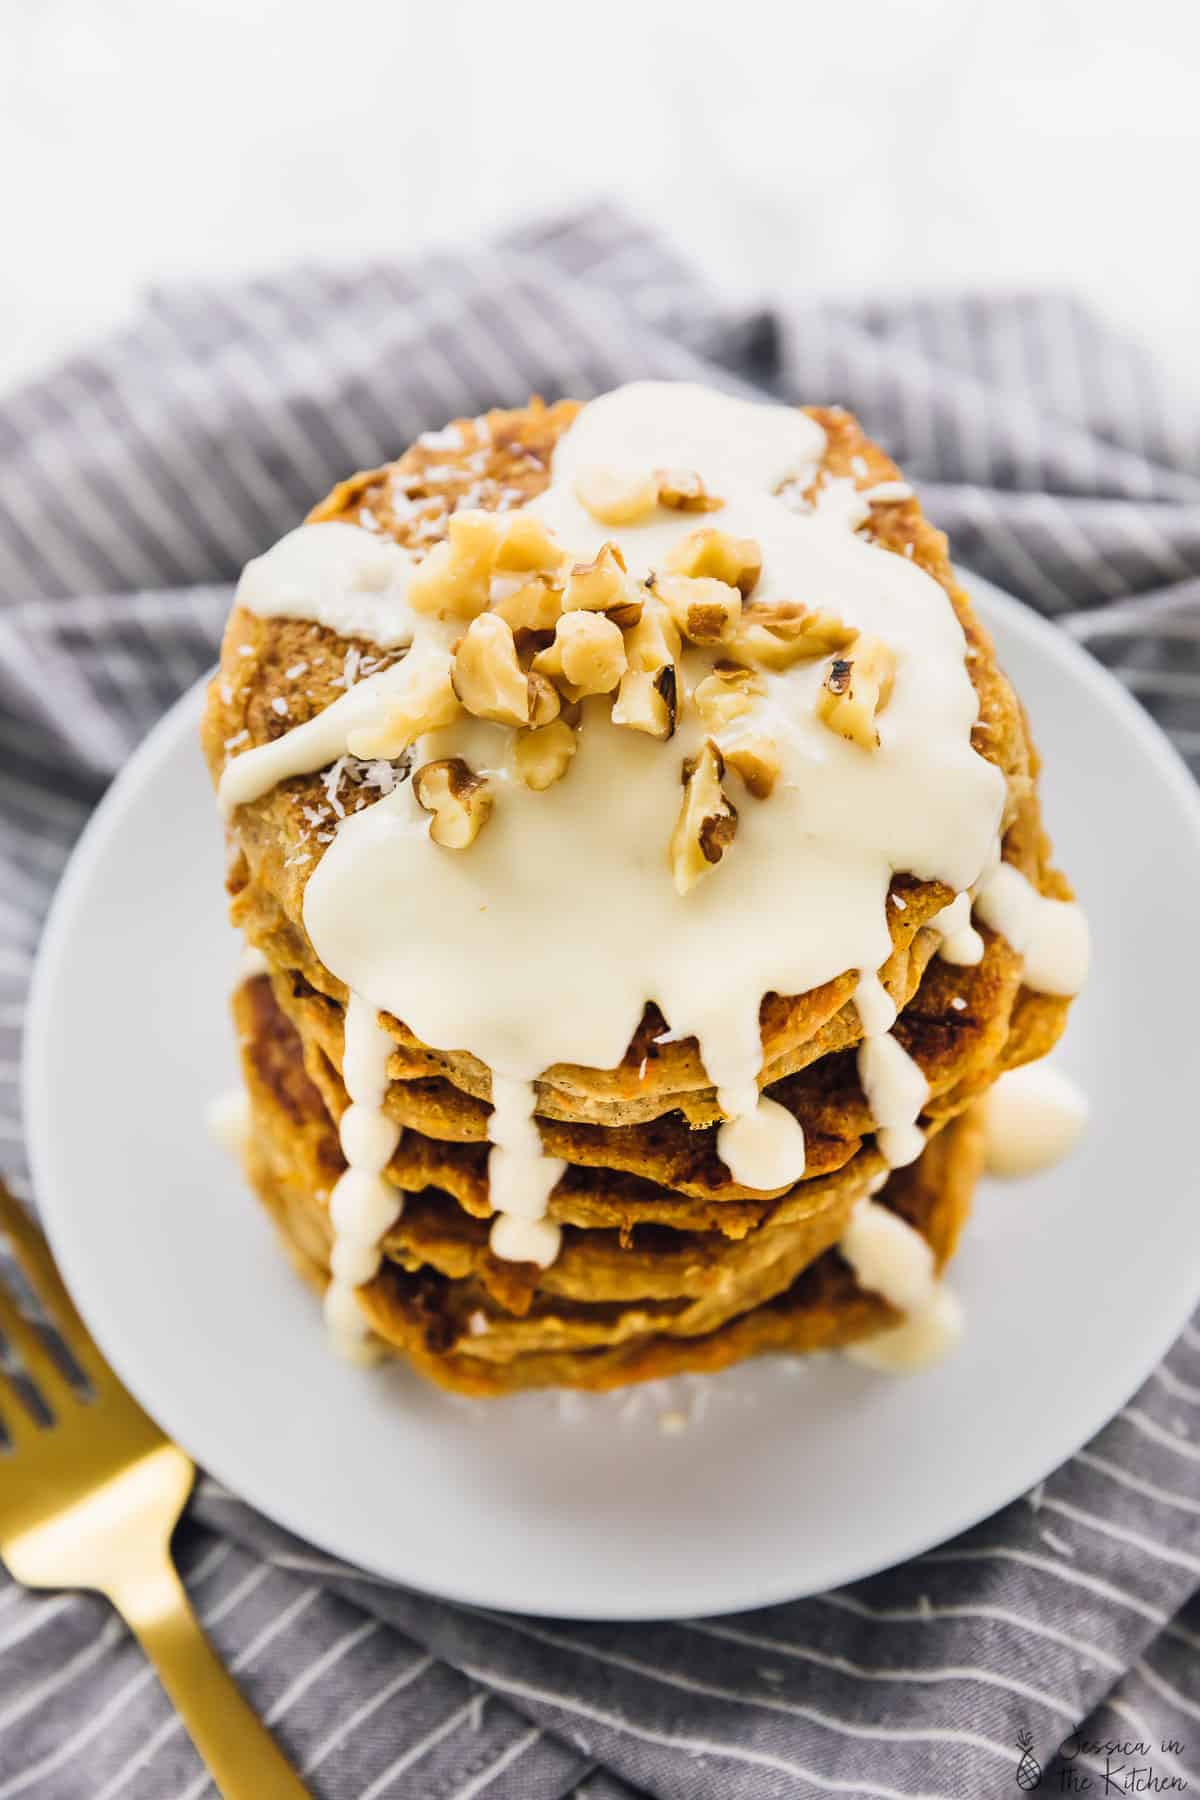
1015,1729,1042,1790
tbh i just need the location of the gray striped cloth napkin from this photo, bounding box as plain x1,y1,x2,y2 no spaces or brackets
1,203,1198,1800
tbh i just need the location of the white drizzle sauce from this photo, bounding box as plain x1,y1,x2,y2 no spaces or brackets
847,1284,963,1371
839,1198,936,1309
212,381,1089,1356
237,521,416,647
206,1087,250,1156
974,863,1089,996
716,1097,807,1194
854,973,929,1171
486,1075,565,1267
237,943,270,980
839,1196,962,1371
323,993,403,1360
929,892,984,966
982,1064,1088,1177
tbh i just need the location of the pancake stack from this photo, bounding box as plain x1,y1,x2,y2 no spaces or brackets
203,390,1082,1395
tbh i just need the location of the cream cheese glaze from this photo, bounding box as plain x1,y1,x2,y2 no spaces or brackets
323,993,403,1359
215,380,1084,1361
839,1199,963,1370
982,1064,1088,1177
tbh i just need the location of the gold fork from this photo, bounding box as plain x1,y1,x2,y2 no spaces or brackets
0,1180,309,1798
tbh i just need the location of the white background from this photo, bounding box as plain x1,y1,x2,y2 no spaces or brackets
4,0,1199,394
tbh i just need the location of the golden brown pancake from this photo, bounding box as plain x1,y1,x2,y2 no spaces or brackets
204,394,1074,1392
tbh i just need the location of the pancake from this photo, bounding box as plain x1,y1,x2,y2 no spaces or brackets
242,1072,983,1394
203,382,1085,1388
202,400,1065,1129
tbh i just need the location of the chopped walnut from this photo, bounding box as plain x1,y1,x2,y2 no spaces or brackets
494,512,567,573
604,594,645,631
693,660,765,730
533,612,627,697
611,664,677,740
346,654,462,758
573,466,659,526
407,510,500,618
656,468,723,512
613,596,680,737
624,597,681,672
725,735,782,798
664,528,762,598
492,574,564,636
527,670,562,729
513,719,578,790
451,614,530,726
562,543,642,628
654,574,742,646
669,740,738,895
732,602,857,672
815,636,896,750
413,758,493,848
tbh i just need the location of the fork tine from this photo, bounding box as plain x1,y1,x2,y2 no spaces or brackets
0,1358,39,1449
0,1277,82,1415
0,1182,109,1388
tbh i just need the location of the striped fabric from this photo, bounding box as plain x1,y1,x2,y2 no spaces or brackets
1,203,1197,1799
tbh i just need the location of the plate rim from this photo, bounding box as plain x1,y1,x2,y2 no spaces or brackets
21,575,1200,1619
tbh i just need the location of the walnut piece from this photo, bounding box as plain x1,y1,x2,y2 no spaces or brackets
612,665,677,739
656,468,723,512
451,614,531,727
492,574,564,636
533,612,627,697
413,758,493,848
692,660,765,730
573,466,659,526
513,719,578,790
664,528,762,598
612,596,680,737
815,636,896,750
562,543,642,628
494,512,567,573
725,735,782,798
407,510,500,618
733,602,857,672
623,597,681,672
527,670,562,728
346,653,462,758
654,574,742,646
669,739,738,895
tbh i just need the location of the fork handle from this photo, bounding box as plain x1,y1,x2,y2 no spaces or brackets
106,1556,310,1798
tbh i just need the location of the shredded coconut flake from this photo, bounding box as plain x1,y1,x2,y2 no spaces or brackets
334,649,362,691
322,757,350,819
418,423,465,452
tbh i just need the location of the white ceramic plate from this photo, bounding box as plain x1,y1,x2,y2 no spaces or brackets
24,577,1200,1621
